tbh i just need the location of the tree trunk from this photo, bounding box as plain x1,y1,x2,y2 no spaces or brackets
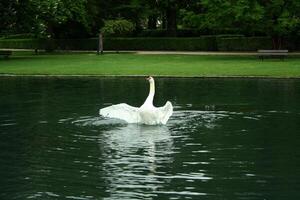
148,15,157,29
97,32,103,55
166,5,177,37
272,36,282,50
161,14,166,29
46,23,55,39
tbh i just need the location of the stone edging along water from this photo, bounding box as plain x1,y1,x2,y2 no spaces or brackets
1,74,300,79
1,49,300,55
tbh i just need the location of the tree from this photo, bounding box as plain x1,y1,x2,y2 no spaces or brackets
180,0,264,35
2,0,91,38
180,0,300,48
258,0,300,49
0,0,17,35
101,19,135,36
145,0,160,29
33,0,90,38
152,0,192,36
2,0,299,44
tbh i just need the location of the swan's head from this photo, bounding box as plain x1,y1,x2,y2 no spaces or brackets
146,76,154,83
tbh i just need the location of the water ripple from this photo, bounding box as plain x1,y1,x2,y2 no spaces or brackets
50,108,300,199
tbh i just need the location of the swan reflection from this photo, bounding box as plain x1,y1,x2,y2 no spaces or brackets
99,124,174,199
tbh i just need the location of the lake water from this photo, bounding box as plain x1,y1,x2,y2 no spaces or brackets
0,77,300,200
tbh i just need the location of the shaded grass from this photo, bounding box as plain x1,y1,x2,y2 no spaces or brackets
0,51,300,77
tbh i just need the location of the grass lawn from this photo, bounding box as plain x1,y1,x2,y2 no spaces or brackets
0,51,300,77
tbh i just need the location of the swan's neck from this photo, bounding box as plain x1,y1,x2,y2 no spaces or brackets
143,81,155,106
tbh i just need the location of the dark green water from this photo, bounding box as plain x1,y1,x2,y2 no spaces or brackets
0,77,300,200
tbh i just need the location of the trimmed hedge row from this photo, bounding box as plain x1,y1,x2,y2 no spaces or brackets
138,29,209,37
0,37,217,51
217,37,273,51
1,33,35,39
0,39,43,49
0,36,299,51
104,37,217,51
217,37,300,51
137,29,246,37
0,38,98,50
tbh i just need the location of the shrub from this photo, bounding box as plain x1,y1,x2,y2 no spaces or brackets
137,30,167,37
217,37,273,51
138,29,212,37
55,38,98,50
0,37,217,51
0,39,44,49
101,19,135,37
103,37,217,51
1,37,297,51
3,33,35,39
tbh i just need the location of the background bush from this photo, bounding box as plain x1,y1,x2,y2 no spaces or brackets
137,29,212,37
0,36,299,51
217,37,272,51
0,39,43,49
101,19,135,37
0,37,217,51
103,37,217,51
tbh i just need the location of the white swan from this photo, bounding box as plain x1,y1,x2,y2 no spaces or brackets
99,76,173,125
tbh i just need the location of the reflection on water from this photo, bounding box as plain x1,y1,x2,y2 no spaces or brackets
1,77,300,200
100,125,173,199
70,109,261,199
71,110,220,199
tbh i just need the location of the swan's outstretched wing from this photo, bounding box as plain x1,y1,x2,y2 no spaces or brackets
99,103,140,123
157,101,173,125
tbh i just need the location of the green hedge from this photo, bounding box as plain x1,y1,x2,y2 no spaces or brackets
2,33,35,39
55,39,98,50
103,37,217,51
0,37,217,51
217,36,300,51
138,29,212,37
0,39,44,49
218,37,273,51
137,29,245,37
55,37,217,51
0,37,298,51
0,38,97,50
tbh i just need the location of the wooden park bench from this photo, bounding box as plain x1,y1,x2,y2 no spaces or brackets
257,49,288,60
0,50,12,58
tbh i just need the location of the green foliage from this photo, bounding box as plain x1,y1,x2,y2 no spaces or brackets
217,37,272,51
180,10,203,29
2,36,299,51
181,0,264,35
138,30,168,37
0,1,17,34
0,39,44,49
1,0,300,44
262,0,300,36
55,39,98,50
31,0,90,38
138,29,212,37
0,37,217,51
101,19,135,36
2,33,35,39
0,0,91,38
103,37,217,51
